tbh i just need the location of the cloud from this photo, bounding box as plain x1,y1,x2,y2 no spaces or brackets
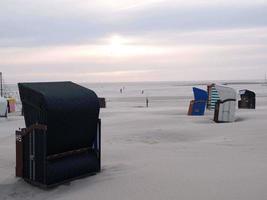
1,1,267,47
1,0,267,82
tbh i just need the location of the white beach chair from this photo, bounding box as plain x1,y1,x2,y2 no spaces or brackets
0,97,7,117
214,85,237,123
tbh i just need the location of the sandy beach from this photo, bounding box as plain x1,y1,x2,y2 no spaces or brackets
0,82,267,200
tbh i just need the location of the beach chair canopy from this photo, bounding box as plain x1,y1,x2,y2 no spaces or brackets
193,87,208,101
215,85,236,101
0,97,7,117
239,90,255,98
18,81,100,155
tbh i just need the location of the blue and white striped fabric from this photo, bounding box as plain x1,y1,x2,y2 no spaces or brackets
207,84,220,110
210,86,220,110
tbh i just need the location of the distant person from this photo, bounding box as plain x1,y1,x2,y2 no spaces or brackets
146,98,149,108
120,88,122,93
141,90,144,94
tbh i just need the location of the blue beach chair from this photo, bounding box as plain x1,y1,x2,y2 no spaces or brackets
188,87,208,116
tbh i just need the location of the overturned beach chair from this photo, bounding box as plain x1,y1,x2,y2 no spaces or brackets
16,81,101,187
214,85,236,123
188,87,208,116
238,90,256,109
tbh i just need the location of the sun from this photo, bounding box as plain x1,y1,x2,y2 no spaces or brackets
110,35,126,46
107,35,129,56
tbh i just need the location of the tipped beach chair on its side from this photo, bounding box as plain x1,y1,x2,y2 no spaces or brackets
238,90,256,109
188,87,208,116
16,81,101,187
213,85,236,123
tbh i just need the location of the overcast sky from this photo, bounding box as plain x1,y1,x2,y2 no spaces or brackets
1,0,267,83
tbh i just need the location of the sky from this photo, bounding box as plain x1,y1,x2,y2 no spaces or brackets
1,0,267,83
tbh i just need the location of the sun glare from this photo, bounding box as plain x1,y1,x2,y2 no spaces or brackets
76,35,168,59
107,35,129,56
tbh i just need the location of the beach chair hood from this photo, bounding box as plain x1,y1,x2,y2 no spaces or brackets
239,90,255,98
215,85,236,102
193,87,208,101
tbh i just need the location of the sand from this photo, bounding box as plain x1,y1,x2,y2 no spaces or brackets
0,82,267,200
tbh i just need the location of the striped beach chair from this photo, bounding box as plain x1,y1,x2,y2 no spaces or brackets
207,84,220,110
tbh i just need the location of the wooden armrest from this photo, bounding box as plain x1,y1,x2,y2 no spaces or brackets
16,124,47,137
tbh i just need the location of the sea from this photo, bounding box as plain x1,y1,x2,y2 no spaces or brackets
3,80,267,111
